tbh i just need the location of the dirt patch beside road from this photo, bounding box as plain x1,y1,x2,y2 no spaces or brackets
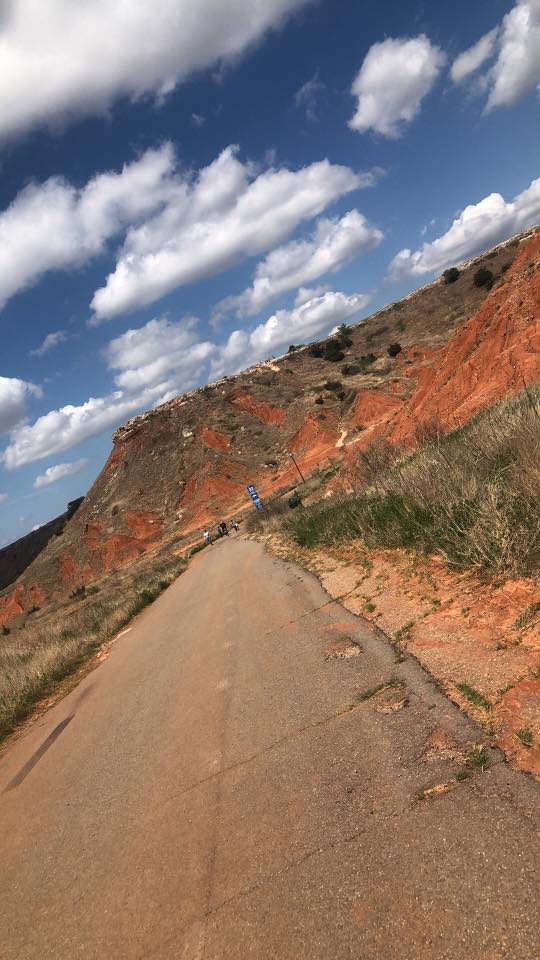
254,533,540,779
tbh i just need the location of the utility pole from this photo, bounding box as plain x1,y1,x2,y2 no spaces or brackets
289,452,306,484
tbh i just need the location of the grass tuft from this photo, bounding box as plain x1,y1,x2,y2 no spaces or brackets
466,744,490,769
515,727,533,748
456,683,492,711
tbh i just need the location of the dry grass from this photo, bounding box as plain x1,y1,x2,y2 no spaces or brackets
285,384,540,578
0,555,185,741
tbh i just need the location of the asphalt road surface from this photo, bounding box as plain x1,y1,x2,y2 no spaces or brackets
1,539,539,959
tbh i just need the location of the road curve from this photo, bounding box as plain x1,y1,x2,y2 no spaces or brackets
0,538,539,959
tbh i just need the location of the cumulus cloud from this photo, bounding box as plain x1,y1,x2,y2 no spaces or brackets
450,2,540,109
387,176,540,281
349,35,446,138
33,458,88,489
0,376,42,435
0,0,312,139
487,0,540,109
1,383,170,470
30,330,68,357
450,29,499,85
214,290,371,375
90,146,367,321
213,209,383,319
104,316,215,393
0,144,175,310
294,285,330,307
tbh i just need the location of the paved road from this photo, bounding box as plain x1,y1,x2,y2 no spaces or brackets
1,539,539,959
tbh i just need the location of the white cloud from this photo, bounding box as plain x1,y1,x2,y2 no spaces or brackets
0,144,175,309
91,147,368,321
30,330,68,357
450,28,499,85
104,316,215,393
0,493,8,505
214,290,371,375
191,113,206,127
487,0,540,109
450,3,540,109
0,376,42,435
0,0,312,140
2,383,169,470
213,209,383,319
294,73,325,121
294,284,330,307
387,175,540,281
33,458,88,489
349,35,446,138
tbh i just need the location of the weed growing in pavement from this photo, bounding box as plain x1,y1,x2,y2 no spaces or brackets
515,727,533,748
466,744,490,770
456,683,492,711
356,677,403,702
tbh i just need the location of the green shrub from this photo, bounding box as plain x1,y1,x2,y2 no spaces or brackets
443,267,460,284
387,342,402,358
324,340,345,362
474,267,493,289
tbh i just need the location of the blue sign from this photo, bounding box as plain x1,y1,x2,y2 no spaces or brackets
247,483,264,511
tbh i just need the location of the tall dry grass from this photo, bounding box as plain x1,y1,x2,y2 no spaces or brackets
285,385,540,578
0,555,185,740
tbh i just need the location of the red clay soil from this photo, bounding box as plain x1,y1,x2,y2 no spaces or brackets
350,390,403,428
390,232,540,443
199,425,231,452
126,511,164,539
58,552,76,583
0,586,25,625
277,537,540,779
229,390,286,426
287,414,341,475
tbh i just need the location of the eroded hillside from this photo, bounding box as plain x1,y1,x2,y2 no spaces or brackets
1,227,538,624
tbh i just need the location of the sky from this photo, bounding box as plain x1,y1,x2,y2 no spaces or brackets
1,0,540,544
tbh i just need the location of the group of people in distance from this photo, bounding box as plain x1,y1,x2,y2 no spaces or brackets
203,519,240,545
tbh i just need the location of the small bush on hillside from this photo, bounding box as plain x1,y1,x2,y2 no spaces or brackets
388,342,402,358
443,267,460,284
474,267,494,289
324,380,343,391
360,353,376,367
288,344,304,353
341,364,362,376
324,340,345,362
315,396,324,405
309,344,324,358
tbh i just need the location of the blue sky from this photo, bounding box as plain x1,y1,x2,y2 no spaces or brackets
1,0,540,544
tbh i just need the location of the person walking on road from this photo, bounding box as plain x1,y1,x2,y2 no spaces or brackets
204,530,212,545
218,521,229,537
